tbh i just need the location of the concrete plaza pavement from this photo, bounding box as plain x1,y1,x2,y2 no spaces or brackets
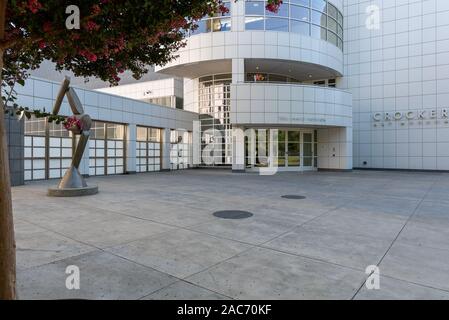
12,169,449,300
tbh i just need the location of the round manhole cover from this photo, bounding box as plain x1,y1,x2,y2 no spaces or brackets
281,195,306,200
213,210,253,219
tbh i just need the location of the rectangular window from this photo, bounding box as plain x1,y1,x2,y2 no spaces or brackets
327,30,338,46
291,0,309,6
290,5,309,22
246,1,265,15
311,10,327,27
327,3,338,20
170,130,192,170
24,116,75,181
265,17,289,32
291,20,310,35
328,16,338,34
89,121,125,176
311,0,326,12
136,126,162,173
311,24,326,40
245,16,265,30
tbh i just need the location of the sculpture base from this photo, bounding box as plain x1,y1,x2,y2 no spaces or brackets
47,185,98,197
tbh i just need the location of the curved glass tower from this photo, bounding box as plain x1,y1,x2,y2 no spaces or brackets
157,0,353,171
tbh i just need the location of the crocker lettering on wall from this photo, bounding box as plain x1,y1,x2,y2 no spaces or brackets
373,109,448,121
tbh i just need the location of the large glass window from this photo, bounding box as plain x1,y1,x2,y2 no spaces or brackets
291,0,310,6
170,130,192,170
245,16,265,30
246,72,300,83
144,95,184,109
291,20,310,35
245,129,317,171
312,0,327,11
244,0,343,51
311,10,327,27
199,74,232,166
89,121,125,176
136,126,161,173
48,121,72,179
24,116,74,181
190,0,231,36
266,17,289,31
291,5,309,22
246,1,265,15
24,116,49,181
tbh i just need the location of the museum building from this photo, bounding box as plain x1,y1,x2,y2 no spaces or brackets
6,0,449,185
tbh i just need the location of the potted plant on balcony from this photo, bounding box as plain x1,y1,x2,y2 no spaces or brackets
254,73,266,82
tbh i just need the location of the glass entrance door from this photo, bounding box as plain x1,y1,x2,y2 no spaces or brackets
246,129,316,172
276,130,301,170
286,131,300,168
302,132,314,170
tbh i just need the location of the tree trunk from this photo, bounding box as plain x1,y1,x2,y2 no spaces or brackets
0,0,16,300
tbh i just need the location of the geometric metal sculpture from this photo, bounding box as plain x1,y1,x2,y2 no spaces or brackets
47,77,98,196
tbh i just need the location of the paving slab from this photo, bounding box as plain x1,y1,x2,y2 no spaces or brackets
412,200,449,223
142,281,230,300
263,225,391,270
303,208,407,242
186,247,366,300
20,209,176,249
189,213,305,245
15,219,96,271
380,242,449,292
107,229,252,278
396,219,449,251
17,251,177,300
355,276,449,300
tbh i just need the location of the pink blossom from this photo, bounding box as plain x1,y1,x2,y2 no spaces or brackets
91,4,101,15
87,53,97,62
78,49,98,62
219,4,229,15
85,20,100,32
64,116,83,131
266,0,283,13
28,0,43,14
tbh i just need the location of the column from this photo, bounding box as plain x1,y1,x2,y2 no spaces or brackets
340,127,353,170
126,124,136,174
232,58,245,84
162,128,171,171
232,126,245,172
5,115,24,186
192,120,201,166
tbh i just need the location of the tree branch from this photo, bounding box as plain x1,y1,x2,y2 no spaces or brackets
0,11,107,51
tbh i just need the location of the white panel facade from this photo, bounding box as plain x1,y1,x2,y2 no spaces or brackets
231,83,352,127
345,0,449,170
156,30,344,77
96,78,183,103
16,77,198,177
